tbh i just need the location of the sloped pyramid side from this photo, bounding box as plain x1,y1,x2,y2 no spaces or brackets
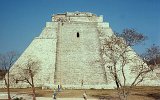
9,24,57,88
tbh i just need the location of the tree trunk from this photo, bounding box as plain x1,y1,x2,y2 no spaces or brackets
31,73,36,100
116,80,119,89
118,90,128,100
32,85,36,100
7,72,11,100
114,75,120,89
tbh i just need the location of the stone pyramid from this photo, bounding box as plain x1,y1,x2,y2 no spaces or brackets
8,12,160,89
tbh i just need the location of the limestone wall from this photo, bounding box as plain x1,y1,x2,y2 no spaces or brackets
9,27,57,87
54,22,107,87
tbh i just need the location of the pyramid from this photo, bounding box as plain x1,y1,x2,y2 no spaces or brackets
7,12,160,89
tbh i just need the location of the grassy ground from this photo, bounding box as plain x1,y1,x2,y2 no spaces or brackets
0,86,160,100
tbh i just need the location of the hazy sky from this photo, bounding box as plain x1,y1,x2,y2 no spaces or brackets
0,0,160,54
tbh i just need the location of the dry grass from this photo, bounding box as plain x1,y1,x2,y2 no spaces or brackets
0,86,160,100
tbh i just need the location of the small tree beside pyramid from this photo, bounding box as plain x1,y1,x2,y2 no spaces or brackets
12,57,40,100
142,44,160,68
100,28,157,100
0,51,18,100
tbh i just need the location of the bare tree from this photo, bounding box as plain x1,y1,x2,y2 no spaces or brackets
0,51,18,100
116,28,147,46
13,58,40,100
100,31,151,100
142,44,160,67
0,69,7,80
102,36,151,100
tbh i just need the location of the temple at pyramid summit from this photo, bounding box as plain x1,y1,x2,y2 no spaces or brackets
4,12,160,89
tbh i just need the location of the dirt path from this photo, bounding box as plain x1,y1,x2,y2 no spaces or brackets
0,92,97,100
1,87,160,100
37,97,97,100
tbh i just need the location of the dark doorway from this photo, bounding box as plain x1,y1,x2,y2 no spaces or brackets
77,32,80,38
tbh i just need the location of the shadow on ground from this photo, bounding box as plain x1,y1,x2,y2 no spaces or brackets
91,94,119,100
147,93,160,100
134,93,160,100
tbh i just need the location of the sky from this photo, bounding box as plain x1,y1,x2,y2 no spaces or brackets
0,0,160,54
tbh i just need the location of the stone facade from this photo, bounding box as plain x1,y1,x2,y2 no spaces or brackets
5,12,160,89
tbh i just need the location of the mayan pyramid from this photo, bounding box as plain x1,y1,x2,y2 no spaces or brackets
7,12,159,89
